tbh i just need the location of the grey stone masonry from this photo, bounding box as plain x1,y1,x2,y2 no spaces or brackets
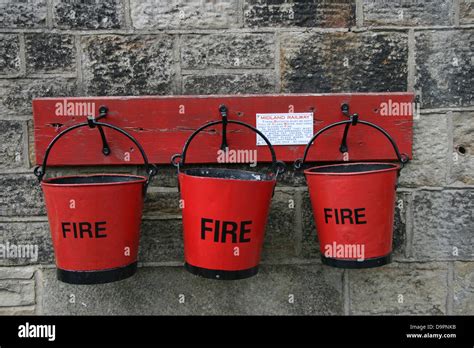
454,262,474,315
0,34,20,76
130,0,239,30
25,34,76,74
460,0,474,24
0,0,47,28
280,31,408,93
183,73,276,95
399,114,449,187
412,190,473,261
243,0,356,28
450,112,474,185
0,0,472,316
362,0,455,26
0,221,53,266
81,35,175,96
349,262,449,315
0,267,35,307
415,29,473,109
181,34,275,69
0,79,77,117
0,174,45,216
0,121,26,170
52,0,124,29
41,264,344,315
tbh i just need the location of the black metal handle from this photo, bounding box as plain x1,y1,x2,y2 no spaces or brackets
171,119,286,176
294,119,409,170
33,120,158,186
219,105,229,151
94,105,111,155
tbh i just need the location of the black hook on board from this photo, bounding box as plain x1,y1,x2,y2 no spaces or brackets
219,104,229,151
87,105,111,156
339,103,359,154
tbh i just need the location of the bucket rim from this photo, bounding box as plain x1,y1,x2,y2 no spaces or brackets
179,167,276,182
304,162,400,176
41,173,147,187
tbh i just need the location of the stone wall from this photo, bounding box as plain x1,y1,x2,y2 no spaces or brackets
0,0,472,315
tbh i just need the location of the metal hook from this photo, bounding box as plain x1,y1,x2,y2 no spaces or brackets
219,104,228,151
339,103,359,154
97,105,108,121
87,106,111,156
34,121,157,186
341,102,350,117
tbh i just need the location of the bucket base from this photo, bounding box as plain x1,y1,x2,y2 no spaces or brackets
57,262,137,284
321,253,392,269
185,262,258,280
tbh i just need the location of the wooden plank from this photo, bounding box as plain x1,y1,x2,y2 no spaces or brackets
32,93,414,166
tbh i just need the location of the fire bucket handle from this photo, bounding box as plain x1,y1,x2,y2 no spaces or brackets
33,119,158,186
171,119,286,176
294,119,410,170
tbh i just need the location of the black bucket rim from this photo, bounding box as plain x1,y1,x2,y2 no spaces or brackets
180,167,276,182
304,162,400,176
41,173,147,187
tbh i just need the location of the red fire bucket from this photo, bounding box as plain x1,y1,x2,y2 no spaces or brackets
34,120,157,284
172,117,285,280
295,118,409,268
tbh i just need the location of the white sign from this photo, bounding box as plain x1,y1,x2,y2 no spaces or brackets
256,112,314,146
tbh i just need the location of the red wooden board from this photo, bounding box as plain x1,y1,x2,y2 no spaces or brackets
33,93,413,166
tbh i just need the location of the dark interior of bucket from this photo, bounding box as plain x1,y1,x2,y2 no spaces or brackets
45,175,144,184
308,163,397,174
183,168,274,181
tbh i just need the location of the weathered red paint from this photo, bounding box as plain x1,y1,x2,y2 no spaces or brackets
33,93,413,166
179,171,275,272
305,162,399,264
42,174,146,271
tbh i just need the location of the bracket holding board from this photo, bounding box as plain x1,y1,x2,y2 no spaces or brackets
32,93,414,166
